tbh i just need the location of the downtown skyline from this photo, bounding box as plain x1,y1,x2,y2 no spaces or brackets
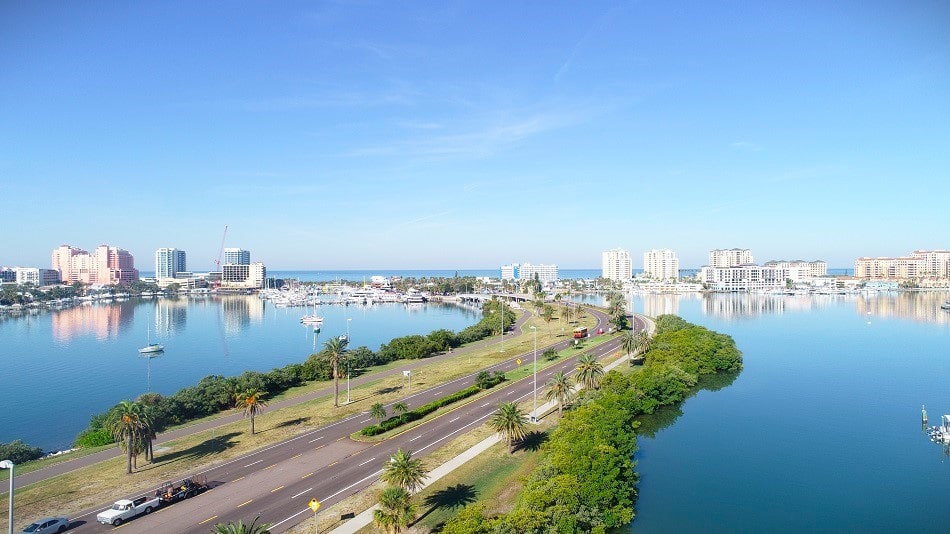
2,1,948,270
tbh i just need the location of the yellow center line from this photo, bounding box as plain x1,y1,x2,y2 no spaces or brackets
272,485,285,493
301,472,314,479
336,436,345,441
198,515,218,525
111,523,128,531
264,463,277,470
315,444,326,450
290,453,302,459
328,461,338,467
237,499,253,508
232,476,245,482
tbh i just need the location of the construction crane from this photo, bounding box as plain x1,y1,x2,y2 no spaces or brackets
213,225,228,271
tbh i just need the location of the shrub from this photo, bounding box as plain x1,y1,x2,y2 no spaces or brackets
0,440,44,463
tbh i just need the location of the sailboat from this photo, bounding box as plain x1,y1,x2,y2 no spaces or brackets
300,301,324,325
139,316,164,354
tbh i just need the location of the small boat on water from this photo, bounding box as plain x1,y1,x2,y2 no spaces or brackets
300,315,324,325
138,319,164,354
941,301,950,311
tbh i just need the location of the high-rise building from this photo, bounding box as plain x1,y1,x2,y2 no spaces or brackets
699,264,787,291
14,267,60,286
855,250,950,280
50,244,138,286
155,248,187,279
223,248,250,265
221,262,267,289
602,248,632,281
519,263,559,283
763,260,828,281
501,264,520,281
709,248,754,268
644,249,680,280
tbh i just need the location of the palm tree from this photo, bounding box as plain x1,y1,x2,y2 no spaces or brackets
488,402,528,454
235,388,267,435
373,486,416,533
576,354,605,390
109,400,147,474
620,330,637,362
370,402,388,424
545,371,575,417
382,448,427,494
392,401,409,416
323,336,349,407
212,516,271,533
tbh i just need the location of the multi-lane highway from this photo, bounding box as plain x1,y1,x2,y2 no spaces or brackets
62,310,640,533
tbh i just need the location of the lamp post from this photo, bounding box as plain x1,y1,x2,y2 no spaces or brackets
530,326,537,422
1,460,13,534
346,318,352,404
500,303,504,353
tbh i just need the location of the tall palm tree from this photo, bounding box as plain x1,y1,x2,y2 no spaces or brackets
373,486,416,533
488,402,528,454
212,516,271,533
323,336,349,407
382,449,427,494
620,331,637,361
235,388,267,435
545,371,575,417
109,400,147,474
576,354,605,390
370,403,388,424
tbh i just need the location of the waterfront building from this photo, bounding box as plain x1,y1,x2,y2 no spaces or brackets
0,267,14,283
519,263,559,283
709,248,754,268
155,248,187,279
500,263,520,281
51,244,138,285
221,262,266,289
854,250,950,280
763,260,828,281
14,267,61,286
602,248,632,281
644,249,680,280
699,264,788,291
223,248,251,265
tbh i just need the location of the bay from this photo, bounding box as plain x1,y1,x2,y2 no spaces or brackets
1,295,480,452
609,291,950,533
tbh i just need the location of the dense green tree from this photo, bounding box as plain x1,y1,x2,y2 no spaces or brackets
382,448,427,493
0,440,44,464
488,402,528,454
235,388,267,435
576,354,605,390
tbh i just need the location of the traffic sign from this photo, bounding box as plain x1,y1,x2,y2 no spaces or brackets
516,359,522,365
309,498,321,512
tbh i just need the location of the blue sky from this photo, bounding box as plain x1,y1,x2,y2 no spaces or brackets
2,1,948,270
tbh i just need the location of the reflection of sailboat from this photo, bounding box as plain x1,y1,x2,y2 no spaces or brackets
138,317,164,354
139,351,161,392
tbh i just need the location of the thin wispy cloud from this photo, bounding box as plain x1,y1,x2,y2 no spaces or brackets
730,141,762,151
555,4,621,81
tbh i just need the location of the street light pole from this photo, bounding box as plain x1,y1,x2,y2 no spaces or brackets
0,460,13,534
530,326,537,422
500,303,504,353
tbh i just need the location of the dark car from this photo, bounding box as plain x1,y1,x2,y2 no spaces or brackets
22,517,69,533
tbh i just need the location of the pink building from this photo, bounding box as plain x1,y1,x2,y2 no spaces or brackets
51,244,139,285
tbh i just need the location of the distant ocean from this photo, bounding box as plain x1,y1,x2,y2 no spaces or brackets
140,267,854,282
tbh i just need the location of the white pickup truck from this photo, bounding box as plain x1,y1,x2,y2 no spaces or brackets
96,495,160,526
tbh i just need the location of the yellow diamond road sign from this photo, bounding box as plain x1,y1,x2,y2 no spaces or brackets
309,499,321,512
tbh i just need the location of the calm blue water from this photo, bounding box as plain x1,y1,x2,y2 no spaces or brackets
605,291,950,533
0,296,480,451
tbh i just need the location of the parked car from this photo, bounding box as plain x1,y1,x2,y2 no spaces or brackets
21,517,69,533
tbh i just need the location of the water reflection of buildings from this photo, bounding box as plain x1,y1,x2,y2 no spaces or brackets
857,292,950,325
155,297,189,336
701,294,788,320
219,294,265,334
52,302,129,341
